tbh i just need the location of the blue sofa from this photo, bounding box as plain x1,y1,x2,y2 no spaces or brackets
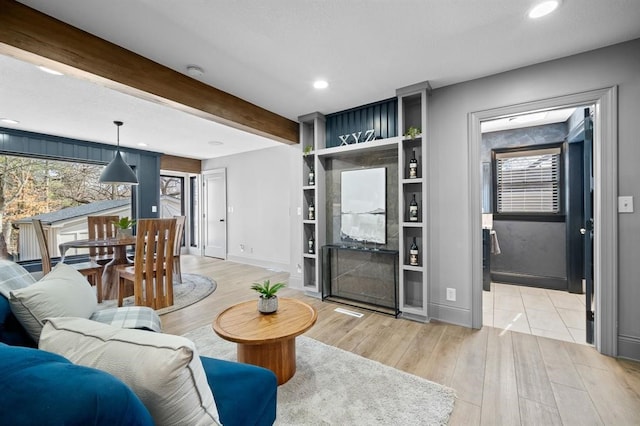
0,271,277,426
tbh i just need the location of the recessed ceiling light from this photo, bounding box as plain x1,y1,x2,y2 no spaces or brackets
528,0,560,19
37,66,64,76
313,80,329,89
186,65,204,77
137,143,148,147
208,141,224,146
0,118,19,124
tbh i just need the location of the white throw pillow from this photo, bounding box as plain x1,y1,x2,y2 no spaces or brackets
9,263,97,342
39,317,220,426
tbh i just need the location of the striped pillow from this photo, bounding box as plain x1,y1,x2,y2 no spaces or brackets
0,259,36,299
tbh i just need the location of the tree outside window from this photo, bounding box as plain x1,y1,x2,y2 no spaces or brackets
0,155,131,259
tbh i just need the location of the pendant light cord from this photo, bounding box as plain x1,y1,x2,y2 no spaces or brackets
114,120,123,149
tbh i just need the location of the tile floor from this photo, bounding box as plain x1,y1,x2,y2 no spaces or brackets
483,282,588,345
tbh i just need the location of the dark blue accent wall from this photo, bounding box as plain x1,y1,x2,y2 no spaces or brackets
482,123,569,290
325,98,397,148
0,127,161,219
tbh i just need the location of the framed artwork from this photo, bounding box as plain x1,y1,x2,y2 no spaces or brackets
340,167,386,244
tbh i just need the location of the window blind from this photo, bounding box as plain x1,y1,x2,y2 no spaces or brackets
496,147,561,213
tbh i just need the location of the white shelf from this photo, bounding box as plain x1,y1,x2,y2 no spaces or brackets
401,178,424,185
402,264,424,272
303,253,317,259
303,220,316,224
316,136,400,158
402,221,423,227
302,185,316,190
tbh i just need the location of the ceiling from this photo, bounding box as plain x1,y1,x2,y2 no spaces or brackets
2,0,640,160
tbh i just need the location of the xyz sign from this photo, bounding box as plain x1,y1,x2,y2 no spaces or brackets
338,129,376,146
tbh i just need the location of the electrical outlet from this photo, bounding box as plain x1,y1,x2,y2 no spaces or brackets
618,196,634,213
240,244,244,252
446,288,456,301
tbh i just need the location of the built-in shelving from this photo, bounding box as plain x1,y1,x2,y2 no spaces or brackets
299,82,430,321
299,112,325,296
397,82,430,322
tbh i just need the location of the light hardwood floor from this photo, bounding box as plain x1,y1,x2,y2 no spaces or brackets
164,255,640,425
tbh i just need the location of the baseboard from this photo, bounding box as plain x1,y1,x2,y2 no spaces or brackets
427,302,472,327
491,271,567,290
305,290,321,299
226,254,290,274
288,273,303,290
399,311,429,323
618,334,640,361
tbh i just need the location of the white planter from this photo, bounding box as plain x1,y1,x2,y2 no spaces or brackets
116,228,133,239
257,296,278,314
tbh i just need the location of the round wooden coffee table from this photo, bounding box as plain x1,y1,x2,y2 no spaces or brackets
213,298,317,385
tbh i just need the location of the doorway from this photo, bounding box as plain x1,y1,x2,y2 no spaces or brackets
203,168,227,259
468,87,619,356
480,105,592,345
159,172,200,254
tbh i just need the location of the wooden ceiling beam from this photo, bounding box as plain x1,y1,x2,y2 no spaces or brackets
0,0,299,144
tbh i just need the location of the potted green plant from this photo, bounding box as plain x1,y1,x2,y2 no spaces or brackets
303,145,313,156
404,126,421,139
250,279,286,314
115,216,136,239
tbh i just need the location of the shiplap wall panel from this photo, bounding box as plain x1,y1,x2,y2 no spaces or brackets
326,98,397,148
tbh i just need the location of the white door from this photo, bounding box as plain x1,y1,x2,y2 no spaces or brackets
204,169,227,259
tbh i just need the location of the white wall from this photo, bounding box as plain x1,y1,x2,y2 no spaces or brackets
202,144,302,285
427,38,640,358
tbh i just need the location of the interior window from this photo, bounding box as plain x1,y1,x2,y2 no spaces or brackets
494,147,561,214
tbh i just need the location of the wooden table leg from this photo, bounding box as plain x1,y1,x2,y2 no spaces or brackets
237,338,296,385
102,246,133,300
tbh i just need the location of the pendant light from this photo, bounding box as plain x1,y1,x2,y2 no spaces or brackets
99,120,139,185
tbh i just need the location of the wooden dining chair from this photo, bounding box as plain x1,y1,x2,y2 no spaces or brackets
116,218,176,310
32,219,104,303
87,215,119,265
173,215,186,284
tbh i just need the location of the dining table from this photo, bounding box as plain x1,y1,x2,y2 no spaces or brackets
59,236,136,301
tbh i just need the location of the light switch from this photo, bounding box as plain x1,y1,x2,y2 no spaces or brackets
618,196,634,213
151,205,157,213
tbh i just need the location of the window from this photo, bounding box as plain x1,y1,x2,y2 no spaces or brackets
160,175,184,217
0,154,131,261
494,147,561,215
160,175,185,248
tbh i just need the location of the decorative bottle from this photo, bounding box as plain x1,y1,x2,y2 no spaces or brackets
308,233,315,254
409,149,418,179
409,237,419,266
308,200,315,221
308,166,315,186
409,194,418,222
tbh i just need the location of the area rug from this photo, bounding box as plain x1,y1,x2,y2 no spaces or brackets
183,325,455,426
97,273,216,315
